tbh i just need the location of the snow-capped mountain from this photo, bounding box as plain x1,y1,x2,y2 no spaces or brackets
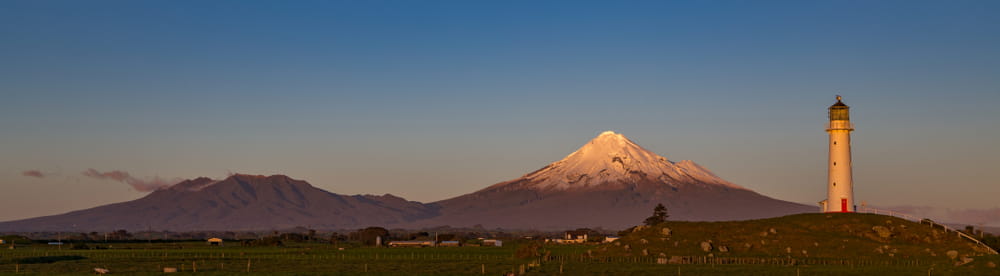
494,131,745,191
0,131,815,232
418,131,815,230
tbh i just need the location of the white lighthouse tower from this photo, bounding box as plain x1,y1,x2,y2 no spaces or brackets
822,96,855,213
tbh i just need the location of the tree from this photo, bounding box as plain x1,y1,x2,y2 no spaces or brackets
514,241,544,259
643,203,669,226
350,227,389,246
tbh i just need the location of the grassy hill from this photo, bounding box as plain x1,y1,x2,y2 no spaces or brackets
595,213,997,267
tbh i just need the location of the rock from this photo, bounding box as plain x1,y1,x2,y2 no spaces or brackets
707,253,714,257
872,226,893,238
640,239,649,244
700,241,713,252
986,261,996,268
624,244,630,250
801,250,808,255
813,242,819,247
874,247,884,254
673,241,678,247
614,241,620,246
785,247,792,254
93,268,110,274
632,225,649,232
668,256,685,264
760,240,766,245
744,243,752,249
946,250,959,260
718,246,729,252
661,227,672,236
956,257,974,266
885,220,893,224
659,252,666,257
769,228,777,234
641,249,649,256
759,232,769,237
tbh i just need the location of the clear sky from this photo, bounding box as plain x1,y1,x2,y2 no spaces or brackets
2,1,999,225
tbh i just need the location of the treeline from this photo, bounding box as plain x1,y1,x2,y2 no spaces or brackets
2,225,619,247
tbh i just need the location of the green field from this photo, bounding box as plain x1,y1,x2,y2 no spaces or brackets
1,241,998,275
3,213,998,275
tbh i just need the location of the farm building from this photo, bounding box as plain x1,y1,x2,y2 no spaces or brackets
438,240,461,247
207,238,224,246
388,240,436,247
482,239,502,247
564,230,589,243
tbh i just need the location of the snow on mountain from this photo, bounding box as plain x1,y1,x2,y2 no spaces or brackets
421,131,815,230
492,131,744,191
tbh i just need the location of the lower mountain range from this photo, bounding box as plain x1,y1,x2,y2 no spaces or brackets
0,132,815,232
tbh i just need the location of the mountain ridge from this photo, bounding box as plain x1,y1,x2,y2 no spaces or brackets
1,131,815,231
0,174,440,231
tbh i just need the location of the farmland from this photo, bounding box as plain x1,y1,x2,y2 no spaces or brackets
2,213,999,275
1,240,999,275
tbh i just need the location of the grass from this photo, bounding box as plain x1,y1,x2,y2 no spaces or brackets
1,213,998,275
599,213,993,259
0,241,997,275
0,242,532,275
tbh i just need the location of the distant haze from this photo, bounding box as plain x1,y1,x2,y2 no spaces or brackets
2,1,999,226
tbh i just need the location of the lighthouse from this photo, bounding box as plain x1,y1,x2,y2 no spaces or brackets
822,96,855,213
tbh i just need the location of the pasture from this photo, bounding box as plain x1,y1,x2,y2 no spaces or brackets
0,241,998,275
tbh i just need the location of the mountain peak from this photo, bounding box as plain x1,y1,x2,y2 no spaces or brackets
504,131,745,191
597,130,623,138
578,130,642,153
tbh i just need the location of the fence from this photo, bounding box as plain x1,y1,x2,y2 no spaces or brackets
544,255,928,267
0,251,522,274
858,206,998,255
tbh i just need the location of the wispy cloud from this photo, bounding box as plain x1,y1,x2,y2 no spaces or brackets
22,170,46,178
82,169,176,192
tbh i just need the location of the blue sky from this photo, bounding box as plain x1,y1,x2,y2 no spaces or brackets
2,1,999,225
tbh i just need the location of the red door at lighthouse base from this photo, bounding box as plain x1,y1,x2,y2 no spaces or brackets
841,198,849,213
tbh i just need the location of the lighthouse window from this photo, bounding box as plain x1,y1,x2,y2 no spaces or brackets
833,141,837,145
833,162,837,166
833,182,836,187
